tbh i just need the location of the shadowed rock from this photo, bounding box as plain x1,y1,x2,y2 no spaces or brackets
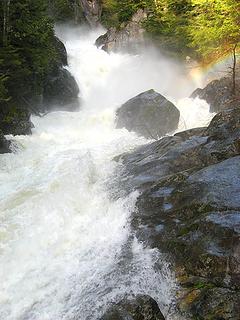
53,36,68,67
101,295,165,320
43,68,80,112
0,103,33,136
191,77,240,113
0,130,11,153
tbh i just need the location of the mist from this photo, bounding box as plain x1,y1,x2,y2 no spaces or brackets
56,24,211,131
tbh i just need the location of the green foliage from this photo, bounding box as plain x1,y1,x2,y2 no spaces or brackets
0,0,61,110
0,75,9,102
144,0,192,55
102,0,193,55
49,0,78,22
102,0,239,59
101,0,150,28
188,0,240,60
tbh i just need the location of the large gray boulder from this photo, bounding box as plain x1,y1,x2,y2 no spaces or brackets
101,295,165,320
116,89,180,139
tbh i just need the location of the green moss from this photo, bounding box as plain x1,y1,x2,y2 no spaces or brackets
193,282,215,290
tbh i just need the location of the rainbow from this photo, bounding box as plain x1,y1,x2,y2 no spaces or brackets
189,52,239,88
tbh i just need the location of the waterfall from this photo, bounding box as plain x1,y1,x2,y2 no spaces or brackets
0,26,213,320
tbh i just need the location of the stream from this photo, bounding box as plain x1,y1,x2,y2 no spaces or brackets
0,26,213,320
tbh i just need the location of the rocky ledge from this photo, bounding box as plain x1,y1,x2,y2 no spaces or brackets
115,106,240,319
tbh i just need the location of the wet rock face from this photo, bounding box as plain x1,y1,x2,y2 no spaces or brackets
0,130,11,154
43,68,80,112
116,107,240,319
191,77,240,113
95,9,147,53
101,295,165,320
116,90,180,139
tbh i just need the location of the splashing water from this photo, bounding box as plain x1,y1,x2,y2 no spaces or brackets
0,27,213,320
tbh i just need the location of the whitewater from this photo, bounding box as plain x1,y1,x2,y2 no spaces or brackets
0,27,213,320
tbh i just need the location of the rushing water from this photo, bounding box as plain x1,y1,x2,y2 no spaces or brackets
0,27,213,320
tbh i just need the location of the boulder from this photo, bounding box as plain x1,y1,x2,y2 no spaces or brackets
115,107,240,319
191,77,240,113
0,129,11,153
116,89,180,139
95,9,147,53
43,68,80,111
101,295,165,320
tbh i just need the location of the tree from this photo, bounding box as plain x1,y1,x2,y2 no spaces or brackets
2,0,11,46
189,0,240,94
0,0,59,100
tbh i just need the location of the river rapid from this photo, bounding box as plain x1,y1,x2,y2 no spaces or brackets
0,27,213,320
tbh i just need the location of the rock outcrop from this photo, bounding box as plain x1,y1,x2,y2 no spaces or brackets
95,9,147,53
115,107,240,319
116,89,180,139
191,77,240,113
101,295,165,320
42,37,80,112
